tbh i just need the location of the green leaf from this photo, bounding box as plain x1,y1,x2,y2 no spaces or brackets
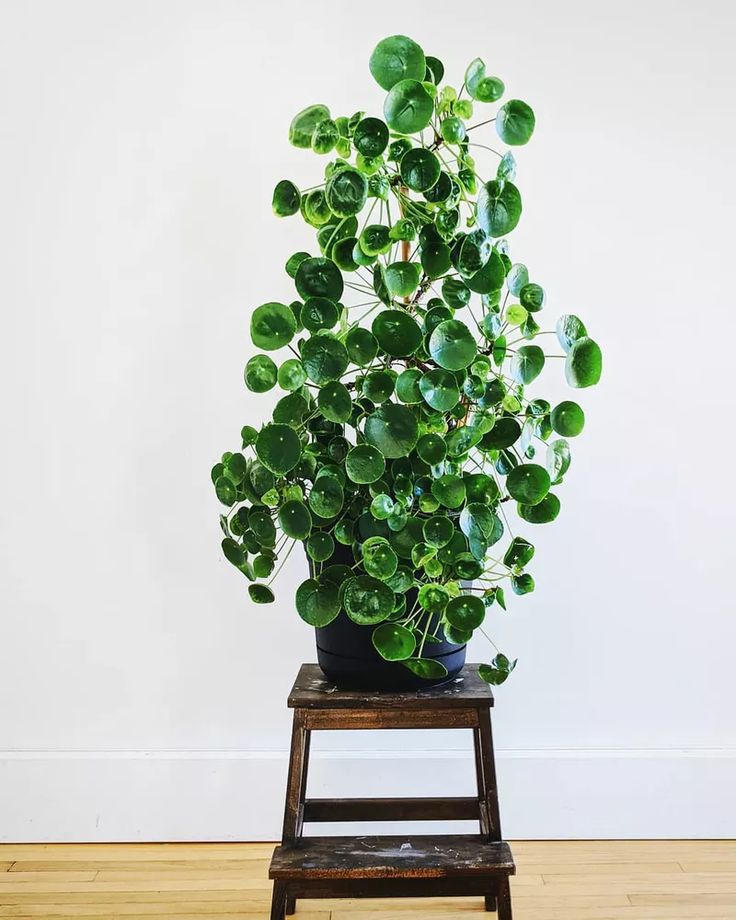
296,578,340,626
441,116,466,144
277,358,307,391
442,278,471,308
479,654,517,685
518,492,560,524
272,180,300,217
431,474,466,509
345,444,385,484
308,475,344,518
512,572,535,595
480,417,521,450
301,296,338,332
396,368,423,403
343,575,394,624
384,79,434,134
318,381,352,422
417,433,447,465
221,537,244,567
551,401,585,437
402,658,448,679
362,536,399,579
520,282,545,313
466,250,505,294
289,104,331,148
445,594,485,630
444,623,472,645
353,116,389,156
301,334,349,384
503,536,535,568
546,439,571,483
278,500,312,540
556,314,588,353
423,515,454,548
496,99,535,145
460,502,503,558
363,370,395,403
306,531,335,562
364,404,419,458
385,261,421,298
511,345,545,384
295,257,344,302
312,118,338,154
248,584,274,604
476,181,523,237
369,35,426,90
360,224,392,257
244,355,277,393
400,148,441,192
372,622,416,661
506,463,550,505
428,319,477,370
250,302,297,351
240,425,258,447
325,167,368,218
273,392,308,426
372,309,423,357
255,424,301,475
565,337,602,388
464,58,504,103
420,240,452,279
419,368,460,411
346,327,379,365
506,263,528,295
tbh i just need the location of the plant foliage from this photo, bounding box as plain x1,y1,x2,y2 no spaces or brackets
213,35,602,684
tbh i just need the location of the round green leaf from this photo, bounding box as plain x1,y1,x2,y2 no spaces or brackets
400,148,441,192
215,476,236,506
429,319,477,370
511,345,545,384
295,257,344,302
325,167,368,218
423,515,454,547
431,474,466,509
403,658,448,680
346,444,385,484
385,261,421,299
556,314,588,353
362,536,399,579
506,463,550,505
372,309,423,357
244,354,277,393
546,438,571,483
460,502,503,557
250,302,297,351
565,337,602,388
464,58,504,103
480,418,521,450
440,116,466,144
346,326,379,365
255,424,301,475
360,224,392,256
289,104,331,148
417,433,447,465
363,370,395,403
301,334,349,384
370,35,426,90
419,369,460,411
296,577,340,626
496,99,536,145
277,358,307,391
343,575,394,625
445,594,485,630
308,475,344,518
396,367,423,403
318,381,352,422
518,492,560,524
476,181,523,238
384,79,434,134
272,179,300,217
420,240,452,279
249,584,275,604
301,296,338,332
312,118,338,154
364,404,419,458
306,532,335,562
551,401,585,437
273,392,308,426
353,116,389,156
466,250,505,294
520,282,545,313
278,500,312,540
372,622,416,661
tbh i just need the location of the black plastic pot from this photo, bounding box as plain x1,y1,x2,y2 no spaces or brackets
310,545,467,690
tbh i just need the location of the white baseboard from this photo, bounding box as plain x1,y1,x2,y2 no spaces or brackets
1,748,734,841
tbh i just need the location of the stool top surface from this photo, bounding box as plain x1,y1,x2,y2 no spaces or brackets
288,664,494,710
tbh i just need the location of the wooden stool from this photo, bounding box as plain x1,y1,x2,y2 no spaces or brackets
269,663,515,919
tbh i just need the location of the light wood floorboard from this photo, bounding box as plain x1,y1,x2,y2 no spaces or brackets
0,841,733,919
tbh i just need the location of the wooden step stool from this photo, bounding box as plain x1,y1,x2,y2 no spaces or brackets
268,663,515,919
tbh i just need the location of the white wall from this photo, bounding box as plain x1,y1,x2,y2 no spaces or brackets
1,0,735,841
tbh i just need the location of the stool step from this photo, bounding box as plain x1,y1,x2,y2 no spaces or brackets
270,835,514,880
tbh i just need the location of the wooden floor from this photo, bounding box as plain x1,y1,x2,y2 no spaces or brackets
0,841,734,919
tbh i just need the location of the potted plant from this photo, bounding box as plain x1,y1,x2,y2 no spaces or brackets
212,35,602,689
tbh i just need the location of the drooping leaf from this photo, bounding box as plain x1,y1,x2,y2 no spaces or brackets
372,622,416,660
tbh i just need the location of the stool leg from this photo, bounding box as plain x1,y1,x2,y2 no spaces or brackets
476,708,503,841
270,880,287,920
496,876,512,920
285,892,296,915
282,711,310,841
484,893,497,912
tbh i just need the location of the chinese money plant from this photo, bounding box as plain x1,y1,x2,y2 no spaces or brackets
212,35,602,685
